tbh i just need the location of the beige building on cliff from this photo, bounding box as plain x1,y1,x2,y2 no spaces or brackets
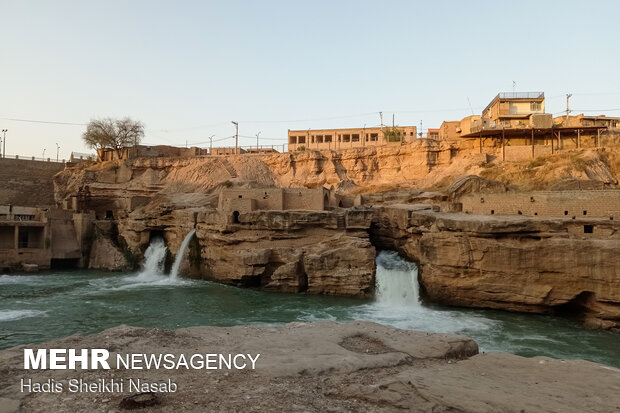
437,92,610,160
287,126,417,152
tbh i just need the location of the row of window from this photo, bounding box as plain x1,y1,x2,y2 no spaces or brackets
289,132,414,145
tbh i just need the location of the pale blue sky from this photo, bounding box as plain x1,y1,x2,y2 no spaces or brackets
1,0,619,159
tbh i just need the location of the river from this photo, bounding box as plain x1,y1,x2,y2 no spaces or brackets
1,247,618,368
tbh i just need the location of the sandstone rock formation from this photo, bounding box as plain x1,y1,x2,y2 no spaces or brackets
1,322,618,412
372,206,620,330
118,207,376,296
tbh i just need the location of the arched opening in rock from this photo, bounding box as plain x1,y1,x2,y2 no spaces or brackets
323,194,329,209
554,291,595,319
338,200,344,208
232,211,240,223
149,229,165,243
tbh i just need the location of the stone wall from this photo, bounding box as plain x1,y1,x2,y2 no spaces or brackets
0,158,64,207
218,188,327,212
460,190,620,218
504,145,552,161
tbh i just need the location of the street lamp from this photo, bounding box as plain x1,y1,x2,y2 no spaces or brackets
56,143,60,162
1,129,7,158
231,121,238,154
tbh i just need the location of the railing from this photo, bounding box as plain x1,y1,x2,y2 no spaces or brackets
497,92,544,99
0,154,65,163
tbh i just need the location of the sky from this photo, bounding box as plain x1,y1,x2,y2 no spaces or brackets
1,0,619,159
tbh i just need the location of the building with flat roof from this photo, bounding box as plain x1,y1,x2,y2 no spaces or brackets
288,126,417,152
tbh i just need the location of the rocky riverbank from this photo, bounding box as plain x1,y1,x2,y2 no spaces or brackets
372,205,620,331
1,321,618,412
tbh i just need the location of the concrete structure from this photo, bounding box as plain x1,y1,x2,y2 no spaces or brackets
0,206,92,270
0,157,65,207
480,92,549,129
210,147,247,156
438,92,611,161
554,114,620,130
98,145,209,161
218,188,331,216
427,128,440,139
287,126,417,152
459,190,620,219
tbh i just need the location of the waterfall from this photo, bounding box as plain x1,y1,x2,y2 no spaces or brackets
139,237,168,277
375,250,420,306
170,229,196,279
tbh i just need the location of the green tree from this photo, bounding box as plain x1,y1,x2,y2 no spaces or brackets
82,117,144,159
383,127,403,142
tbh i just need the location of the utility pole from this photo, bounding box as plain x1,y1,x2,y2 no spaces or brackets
208,135,214,153
419,120,423,138
392,114,395,127
379,112,384,143
256,132,261,150
565,94,572,127
231,121,239,154
1,129,7,158
42,149,46,159
512,81,516,94
56,143,60,162
363,124,366,147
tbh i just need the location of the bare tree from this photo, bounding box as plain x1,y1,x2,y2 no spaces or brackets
82,117,144,160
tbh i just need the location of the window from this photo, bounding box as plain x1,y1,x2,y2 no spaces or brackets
316,135,323,143
370,133,378,141
530,102,542,111
584,225,593,234
325,135,332,143
298,136,305,144
289,136,297,144
343,134,350,142
352,134,360,142
311,136,315,143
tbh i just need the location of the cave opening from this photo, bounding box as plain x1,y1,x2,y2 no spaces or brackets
232,211,240,223
149,229,165,242
554,291,595,320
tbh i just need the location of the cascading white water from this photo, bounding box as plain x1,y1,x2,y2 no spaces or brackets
139,237,168,277
170,229,196,279
375,250,420,306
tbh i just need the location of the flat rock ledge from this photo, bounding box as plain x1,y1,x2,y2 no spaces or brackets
0,321,619,412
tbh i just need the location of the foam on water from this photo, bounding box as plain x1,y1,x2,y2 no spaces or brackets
0,309,47,322
350,251,499,335
0,274,46,285
104,237,194,290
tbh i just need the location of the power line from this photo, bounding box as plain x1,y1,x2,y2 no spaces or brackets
0,117,86,126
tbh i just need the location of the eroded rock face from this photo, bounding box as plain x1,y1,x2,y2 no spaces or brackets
372,207,620,330
115,208,376,297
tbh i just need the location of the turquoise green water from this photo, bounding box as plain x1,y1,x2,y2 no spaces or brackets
1,251,619,368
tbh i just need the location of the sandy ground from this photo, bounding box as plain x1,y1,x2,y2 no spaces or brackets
1,321,619,412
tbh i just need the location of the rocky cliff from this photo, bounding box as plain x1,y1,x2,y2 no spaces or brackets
372,205,620,330
117,206,376,297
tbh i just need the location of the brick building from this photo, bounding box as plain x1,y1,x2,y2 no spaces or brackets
287,126,417,152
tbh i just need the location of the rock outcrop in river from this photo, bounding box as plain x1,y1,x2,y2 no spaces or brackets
372,205,620,331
